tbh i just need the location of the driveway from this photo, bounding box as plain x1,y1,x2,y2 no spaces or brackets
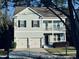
9,48,75,59
13,48,48,53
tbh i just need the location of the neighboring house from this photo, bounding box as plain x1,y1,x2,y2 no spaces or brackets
13,7,66,48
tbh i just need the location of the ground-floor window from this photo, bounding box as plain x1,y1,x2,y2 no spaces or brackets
54,33,65,41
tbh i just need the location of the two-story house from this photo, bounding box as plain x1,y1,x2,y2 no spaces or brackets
14,7,66,48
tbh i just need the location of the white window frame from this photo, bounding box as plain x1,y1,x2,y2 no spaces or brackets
18,20,26,27
32,20,40,27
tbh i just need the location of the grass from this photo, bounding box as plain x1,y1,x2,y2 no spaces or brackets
0,49,14,55
45,47,76,56
0,49,6,55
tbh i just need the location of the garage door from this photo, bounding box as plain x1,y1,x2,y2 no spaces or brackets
29,38,41,48
15,39,27,48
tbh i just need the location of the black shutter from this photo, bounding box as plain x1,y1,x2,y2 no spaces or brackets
18,20,20,27
24,21,26,27
32,20,33,27
37,21,40,27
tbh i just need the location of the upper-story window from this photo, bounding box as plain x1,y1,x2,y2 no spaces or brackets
18,20,26,27
53,21,64,30
32,20,40,27
43,20,52,30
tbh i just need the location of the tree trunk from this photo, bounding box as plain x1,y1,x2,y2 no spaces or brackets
68,0,79,59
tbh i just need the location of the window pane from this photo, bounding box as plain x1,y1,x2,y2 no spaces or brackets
43,20,52,30
53,21,64,30
20,21,24,27
18,20,26,27
32,20,40,27
54,33,65,41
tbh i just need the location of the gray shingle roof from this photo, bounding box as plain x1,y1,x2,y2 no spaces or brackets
31,7,66,18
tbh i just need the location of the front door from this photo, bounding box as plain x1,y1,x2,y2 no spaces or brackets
45,35,49,45
44,33,52,46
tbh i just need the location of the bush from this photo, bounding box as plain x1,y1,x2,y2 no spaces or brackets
11,42,16,49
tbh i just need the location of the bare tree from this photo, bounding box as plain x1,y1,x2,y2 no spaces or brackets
0,0,14,59
41,0,79,59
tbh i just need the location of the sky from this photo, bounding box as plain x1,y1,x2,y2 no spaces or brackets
1,0,15,21
63,0,79,9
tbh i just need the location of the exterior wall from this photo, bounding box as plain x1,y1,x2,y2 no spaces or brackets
14,8,43,48
14,8,66,48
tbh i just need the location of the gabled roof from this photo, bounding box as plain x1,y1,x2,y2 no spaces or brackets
31,7,66,18
14,7,66,18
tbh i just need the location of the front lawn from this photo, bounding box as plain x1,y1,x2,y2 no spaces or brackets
45,47,76,56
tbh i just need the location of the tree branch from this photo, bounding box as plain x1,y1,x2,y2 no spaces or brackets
50,2,70,18
71,3,79,22
75,2,79,5
47,7,70,31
